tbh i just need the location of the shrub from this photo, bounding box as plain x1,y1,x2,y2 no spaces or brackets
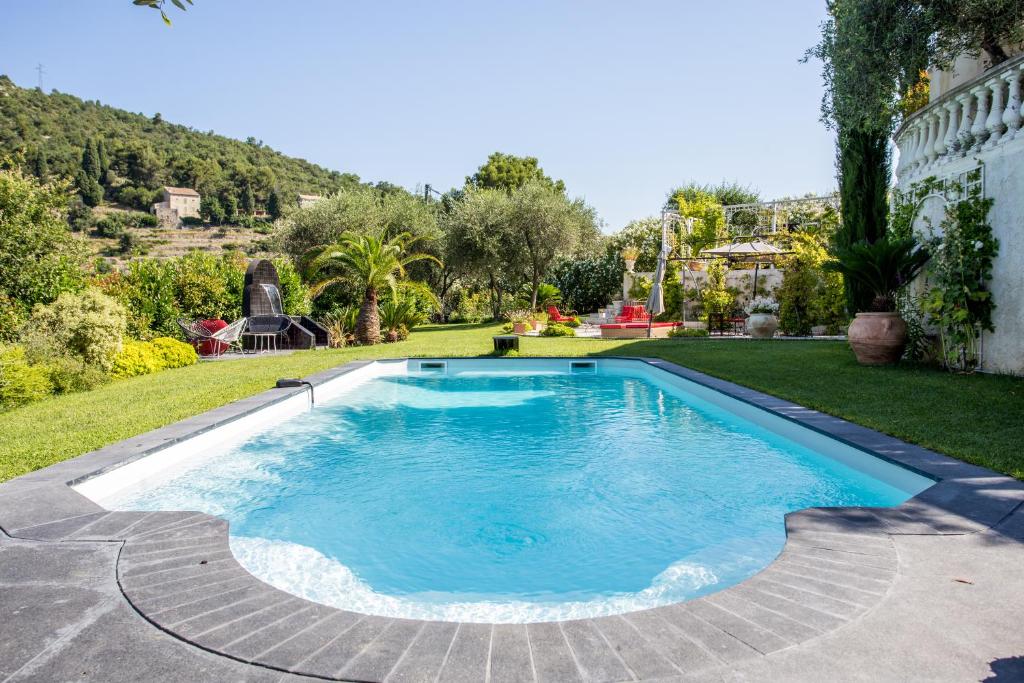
450,290,491,323
540,323,575,337
668,327,709,338
150,337,198,368
43,356,109,394
93,215,126,238
0,167,87,334
0,345,53,412
21,288,127,373
181,216,204,227
111,337,197,379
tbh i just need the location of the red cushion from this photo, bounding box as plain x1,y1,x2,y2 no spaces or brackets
196,319,229,355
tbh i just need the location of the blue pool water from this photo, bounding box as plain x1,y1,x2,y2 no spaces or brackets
113,362,931,622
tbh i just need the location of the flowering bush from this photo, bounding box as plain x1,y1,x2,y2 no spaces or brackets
503,309,533,324
746,296,779,315
21,288,127,373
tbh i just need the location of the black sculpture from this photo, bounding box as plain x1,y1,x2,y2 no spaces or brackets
241,259,328,350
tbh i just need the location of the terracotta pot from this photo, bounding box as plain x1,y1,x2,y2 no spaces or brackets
513,322,528,334
746,313,778,339
847,312,907,365
530,320,543,330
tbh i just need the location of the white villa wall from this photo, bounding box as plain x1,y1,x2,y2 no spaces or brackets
896,53,1024,376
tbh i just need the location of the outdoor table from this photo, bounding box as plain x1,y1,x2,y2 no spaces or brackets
243,331,278,354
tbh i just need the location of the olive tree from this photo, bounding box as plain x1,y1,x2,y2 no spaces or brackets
507,181,598,311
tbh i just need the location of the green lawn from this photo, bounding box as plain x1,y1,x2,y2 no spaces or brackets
2,323,1022,482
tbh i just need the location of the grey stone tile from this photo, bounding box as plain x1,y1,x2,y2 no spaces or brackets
258,610,363,672
8,511,110,541
0,483,104,534
559,619,633,682
684,601,789,655
0,539,117,586
592,614,682,679
621,609,719,673
488,623,535,683
0,583,116,680
120,555,239,589
222,603,331,661
761,566,881,606
656,605,759,664
68,511,154,540
437,623,491,682
171,590,291,640
195,597,307,648
526,622,583,683
782,545,896,574
115,510,206,539
126,514,226,543
297,614,391,677
385,620,458,683
120,548,235,579
772,558,890,595
131,575,256,615
704,592,819,645
122,565,249,598
725,583,845,634
746,577,864,620
339,618,424,682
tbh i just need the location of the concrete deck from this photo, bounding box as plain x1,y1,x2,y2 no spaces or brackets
2,358,1023,682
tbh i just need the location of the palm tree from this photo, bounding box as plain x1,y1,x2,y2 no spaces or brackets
308,232,440,345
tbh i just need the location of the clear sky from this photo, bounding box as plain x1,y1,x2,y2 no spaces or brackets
1,1,837,231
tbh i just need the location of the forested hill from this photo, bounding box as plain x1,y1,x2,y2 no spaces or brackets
0,75,363,214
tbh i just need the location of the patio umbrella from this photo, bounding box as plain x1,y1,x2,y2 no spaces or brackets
645,249,667,338
699,240,787,297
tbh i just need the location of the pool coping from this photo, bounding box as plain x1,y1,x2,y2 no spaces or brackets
2,357,1023,682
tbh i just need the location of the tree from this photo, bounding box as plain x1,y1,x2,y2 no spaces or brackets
133,0,194,27
550,253,624,314
267,188,282,220
81,138,101,181
200,195,225,224
467,152,565,193
239,184,256,215
924,0,1024,66
806,0,929,312
0,167,86,340
673,188,727,257
277,185,438,260
75,169,103,207
608,217,664,272
444,187,518,319
667,181,759,209
507,181,597,310
308,232,440,345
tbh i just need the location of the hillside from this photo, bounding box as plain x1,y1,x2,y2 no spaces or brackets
0,75,363,214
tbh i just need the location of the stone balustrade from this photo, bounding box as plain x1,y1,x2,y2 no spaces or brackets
896,54,1024,181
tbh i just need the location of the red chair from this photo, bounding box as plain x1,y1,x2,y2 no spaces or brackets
547,305,578,323
615,305,651,323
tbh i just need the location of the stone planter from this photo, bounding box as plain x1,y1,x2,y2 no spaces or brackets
847,312,907,365
624,258,636,272
811,325,827,337
747,313,779,339
512,322,529,335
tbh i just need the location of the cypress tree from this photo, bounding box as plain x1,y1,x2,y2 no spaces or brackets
32,148,49,178
96,138,110,175
76,169,103,207
81,138,100,181
267,188,282,220
240,184,255,215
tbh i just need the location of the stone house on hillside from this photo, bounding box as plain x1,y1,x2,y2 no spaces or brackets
151,186,201,227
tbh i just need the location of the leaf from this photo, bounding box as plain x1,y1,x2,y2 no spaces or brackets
171,0,187,10
133,0,155,6
161,10,172,25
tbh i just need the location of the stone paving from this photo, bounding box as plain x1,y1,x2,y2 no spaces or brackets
2,358,1023,682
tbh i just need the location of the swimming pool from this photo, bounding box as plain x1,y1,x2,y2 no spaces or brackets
76,358,933,623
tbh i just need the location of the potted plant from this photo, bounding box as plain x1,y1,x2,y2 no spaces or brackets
824,237,929,365
530,310,548,330
621,247,639,272
504,309,532,335
745,296,780,339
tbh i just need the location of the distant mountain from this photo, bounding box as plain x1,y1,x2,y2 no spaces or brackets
0,75,365,214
